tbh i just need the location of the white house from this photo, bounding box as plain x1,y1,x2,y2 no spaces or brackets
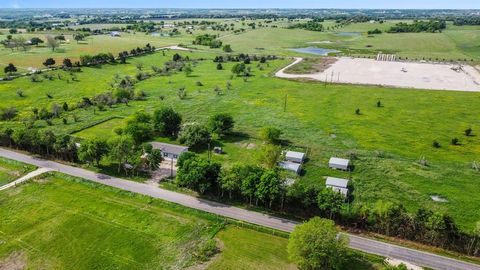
285,151,306,163
328,157,350,171
110,31,121,37
325,177,349,196
279,161,301,175
150,142,188,160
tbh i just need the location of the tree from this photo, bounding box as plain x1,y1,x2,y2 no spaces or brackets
153,107,182,137
124,111,154,144
109,136,136,173
256,144,282,169
317,188,345,219
287,217,348,270
256,169,282,208
465,127,473,136
46,35,59,51
30,37,44,46
78,138,110,166
73,33,85,43
143,147,163,171
222,44,233,52
239,165,264,205
63,58,73,69
176,155,221,194
4,63,17,74
259,126,282,144
179,124,211,148
184,64,193,76
208,113,234,137
216,63,223,70
218,163,243,199
231,63,246,75
43,58,56,68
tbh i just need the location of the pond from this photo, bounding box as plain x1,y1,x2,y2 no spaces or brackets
335,32,361,37
288,47,339,56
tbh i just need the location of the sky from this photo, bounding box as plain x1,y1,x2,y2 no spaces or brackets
1,0,479,9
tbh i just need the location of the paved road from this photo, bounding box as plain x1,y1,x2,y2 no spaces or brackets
1,147,479,270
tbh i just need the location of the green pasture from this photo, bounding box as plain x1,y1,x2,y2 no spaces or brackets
0,173,223,269
1,49,479,230
0,157,36,186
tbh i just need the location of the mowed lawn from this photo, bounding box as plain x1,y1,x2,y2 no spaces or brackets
0,157,36,186
208,226,385,270
1,50,480,230
0,173,224,269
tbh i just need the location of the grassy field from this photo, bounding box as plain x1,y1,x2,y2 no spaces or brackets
1,48,480,230
0,172,387,269
0,157,36,186
208,226,385,270
2,20,480,76
0,173,224,269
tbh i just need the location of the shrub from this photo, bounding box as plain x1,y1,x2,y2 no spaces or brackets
451,138,459,145
259,126,282,144
432,141,441,148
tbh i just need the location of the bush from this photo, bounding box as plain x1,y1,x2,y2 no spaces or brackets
259,126,282,144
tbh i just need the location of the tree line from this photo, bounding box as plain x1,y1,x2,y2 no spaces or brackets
388,20,446,33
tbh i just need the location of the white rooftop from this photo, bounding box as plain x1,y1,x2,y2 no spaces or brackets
150,142,188,155
329,157,350,166
325,177,349,188
285,151,306,160
279,161,301,173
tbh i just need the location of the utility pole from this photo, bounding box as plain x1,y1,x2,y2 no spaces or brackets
284,94,287,112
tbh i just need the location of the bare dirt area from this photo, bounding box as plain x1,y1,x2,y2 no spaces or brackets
277,57,480,92
0,252,26,270
284,57,337,74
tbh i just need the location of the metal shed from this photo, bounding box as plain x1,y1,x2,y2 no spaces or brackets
279,161,301,175
325,177,350,196
285,151,306,163
328,157,350,171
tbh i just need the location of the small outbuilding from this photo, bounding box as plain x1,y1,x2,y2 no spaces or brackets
150,142,189,160
285,151,306,163
279,161,301,175
110,31,121,37
325,177,349,196
328,157,350,171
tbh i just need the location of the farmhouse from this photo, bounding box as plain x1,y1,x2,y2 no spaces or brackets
279,161,301,175
150,142,188,160
329,157,350,171
325,177,350,196
285,151,306,163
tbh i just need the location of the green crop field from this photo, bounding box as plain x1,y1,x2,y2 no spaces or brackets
1,48,479,231
0,173,385,269
0,157,36,186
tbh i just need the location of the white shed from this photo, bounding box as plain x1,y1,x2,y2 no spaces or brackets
285,151,306,163
325,177,349,196
329,157,350,171
279,161,301,175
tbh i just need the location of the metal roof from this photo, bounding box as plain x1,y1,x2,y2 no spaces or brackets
150,142,189,155
285,151,306,160
329,157,350,167
279,161,301,173
325,177,349,189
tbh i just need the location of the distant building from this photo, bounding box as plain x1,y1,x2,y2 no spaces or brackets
285,151,306,163
150,142,188,160
110,31,121,37
279,161,301,175
325,177,349,196
328,157,350,171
